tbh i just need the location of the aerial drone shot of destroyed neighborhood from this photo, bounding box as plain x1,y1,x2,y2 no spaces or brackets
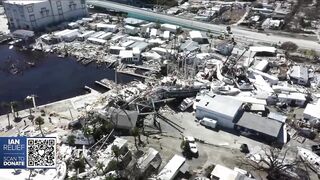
0,0,320,179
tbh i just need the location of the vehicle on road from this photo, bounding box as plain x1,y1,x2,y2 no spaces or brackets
183,136,199,157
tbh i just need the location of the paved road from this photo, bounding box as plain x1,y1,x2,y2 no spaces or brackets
88,0,320,51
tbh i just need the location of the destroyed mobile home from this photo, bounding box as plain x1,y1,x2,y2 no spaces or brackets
1,6,320,180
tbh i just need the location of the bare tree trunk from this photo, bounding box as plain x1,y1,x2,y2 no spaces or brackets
39,125,44,137
28,169,32,180
7,114,10,127
134,137,139,150
11,104,16,119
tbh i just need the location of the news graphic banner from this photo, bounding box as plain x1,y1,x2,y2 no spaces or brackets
0,137,56,169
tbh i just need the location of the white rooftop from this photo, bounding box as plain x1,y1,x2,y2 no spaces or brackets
189,30,203,39
278,92,306,101
304,100,320,119
87,37,107,44
119,50,133,58
124,25,137,30
4,0,46,5
196,94,243,120
211,164,239,180
157,155,186,180
290,66,308,81
161,23,179,30
124,17,145,25
249,46,276,53
96,23,117,28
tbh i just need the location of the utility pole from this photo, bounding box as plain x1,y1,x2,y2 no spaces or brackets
185,54,188,79
115,68,118,94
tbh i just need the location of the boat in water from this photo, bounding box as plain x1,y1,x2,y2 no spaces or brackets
26,61,35,67
95,78,116,90
9,64,19,75
298,147,320,174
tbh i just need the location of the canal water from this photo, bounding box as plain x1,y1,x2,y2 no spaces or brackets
0,45,133,114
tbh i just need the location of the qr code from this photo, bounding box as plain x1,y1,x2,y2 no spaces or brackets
26,137,56,168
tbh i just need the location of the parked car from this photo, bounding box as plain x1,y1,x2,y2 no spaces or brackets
240,144,249,154
184,136,198,157
199,117,217,129
179,97,195,111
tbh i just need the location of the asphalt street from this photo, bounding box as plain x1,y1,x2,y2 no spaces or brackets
88,0,320,51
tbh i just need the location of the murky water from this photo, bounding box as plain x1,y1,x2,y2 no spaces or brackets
0,45,133,113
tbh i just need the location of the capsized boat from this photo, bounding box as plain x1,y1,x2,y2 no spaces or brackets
298,147,320,174
212,85,240,96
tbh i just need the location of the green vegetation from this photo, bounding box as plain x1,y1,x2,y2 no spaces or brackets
88,115,114,140
73,157,86,173
24,97,34,120
35,116,45,137
143,0,178,7
280,41,298,53
131,127,141,150
104,160,118,173
67,135,76,146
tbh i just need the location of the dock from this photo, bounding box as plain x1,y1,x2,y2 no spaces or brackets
125,64,160,72
95,80,112,90
118,70,153,79
84,86,100,94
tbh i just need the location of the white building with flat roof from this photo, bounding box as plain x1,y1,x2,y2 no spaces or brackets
3,0,87,31
304,100,320,120
195,94,243,129
157,155,188,180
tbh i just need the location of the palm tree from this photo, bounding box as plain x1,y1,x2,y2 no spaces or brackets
35,116,45,137
131,127,141,150
111,145,121,178
111,145,120,163
73,157,85,174
10,101,19,120
1,102,12,129
82,126,92,145
96,162,104,175
24,97,34,120
67,135,76,146
28,169,33,180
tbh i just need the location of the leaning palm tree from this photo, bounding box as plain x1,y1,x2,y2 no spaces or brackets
10,101,19,120
1,102,12,129
26,94,38,109
35,116,45,137
111,145,120,163
28,169,33,180
82,126,92,145
67,135,76,146
96,162,104,175
111,145,121,178
131,127,140,150
24,97,34,120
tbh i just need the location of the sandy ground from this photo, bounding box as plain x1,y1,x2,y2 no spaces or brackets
0,91,101,137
